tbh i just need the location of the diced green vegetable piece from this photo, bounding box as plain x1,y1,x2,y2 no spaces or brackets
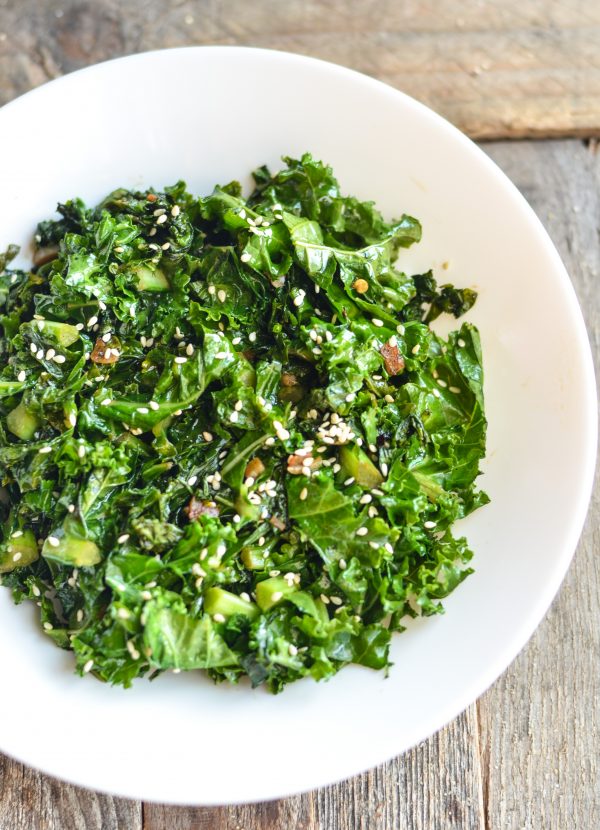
35,320,80,347
6,401,40,440
0,530,38,573
255,576,297,611
203,587,259,620
340,444,384,488
133,264,169,291
42,534,101,567
241,547,267,570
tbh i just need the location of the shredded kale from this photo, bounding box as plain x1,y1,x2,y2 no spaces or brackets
0,154,488,693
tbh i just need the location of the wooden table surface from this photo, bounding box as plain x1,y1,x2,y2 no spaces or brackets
0,3,598,828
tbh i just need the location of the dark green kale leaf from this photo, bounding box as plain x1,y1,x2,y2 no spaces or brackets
0,154,487,693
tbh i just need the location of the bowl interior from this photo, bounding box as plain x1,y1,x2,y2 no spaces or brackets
0,47,596,804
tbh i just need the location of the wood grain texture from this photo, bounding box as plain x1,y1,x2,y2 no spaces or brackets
0,756,141,830
0,0,599,138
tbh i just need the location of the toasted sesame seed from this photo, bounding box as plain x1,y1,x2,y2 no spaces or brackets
47,536,60,547
372,318,384,327
39,445,52,454
411,344,421,355
424,520,437,529
117,533,130,544
174,356,187,364
137,407,149,414
17,370,26,382
83,659,94,673
87,315,98,328
356,527,368,536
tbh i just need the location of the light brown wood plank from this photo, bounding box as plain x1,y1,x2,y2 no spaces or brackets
0,0,599,138
477,139,600,830
143,706,485,830
0,754,141,830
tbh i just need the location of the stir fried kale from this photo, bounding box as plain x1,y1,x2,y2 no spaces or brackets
0,154,488,692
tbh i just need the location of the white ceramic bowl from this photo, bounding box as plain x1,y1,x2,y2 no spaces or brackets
0,47,596,805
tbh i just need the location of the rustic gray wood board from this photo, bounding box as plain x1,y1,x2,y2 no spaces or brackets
0,0,600,138
0,139,598,829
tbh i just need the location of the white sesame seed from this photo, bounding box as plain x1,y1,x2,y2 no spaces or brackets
43,622,54,631
356,527,368,536
381,462,389,476
117,608,130,620
202,431,213,441
117,533,130,544
330,596,343,606
29,342,37,354
265,436,275,446
141,591,152,601
32,585,41,597
54,354,66,364
156,214,168,225
384,394,394,403
411,344,421,355
388,335,398,348
397,324,405,335
149,401,160,410
78,445,86,458
36,349,44,360
299,487,308,501
320,593,330,605
240,251,251,263
83,659,94,673
437,379,447,388
207,285,216,295
161,242,171,250
17,370,26,382
232,514,241,523
271,591,284,602
345,393,356,403
185,343,195,357
384,542,394,554
187,475,198,486
248,331,257,343
47,536,60,547
213,613,226,623
171,205,181,217
449,386,461,394
39,445,52,454
11,529,23,538
339,558,347,570
137,407,149,414
68,412,77,427
68,504,75,513
100,398,112,406
234,399,243,411
217,289,227,303
343,477,355,486
359,494,373,504
230,410,239,423
215,351,228,359
424,520,437,529
174,356,187,364
458,338,466,348
129,304,136,318
12,551,22,562
432,388,441,398
293,293,304,307
87,315,98,328
372,318,384,327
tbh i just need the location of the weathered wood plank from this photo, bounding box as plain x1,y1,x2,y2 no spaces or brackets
477,139,600,830
0,0,599,138
143,706,484,830
0,755,141,830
